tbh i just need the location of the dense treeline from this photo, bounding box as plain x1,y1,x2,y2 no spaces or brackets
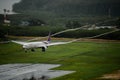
0,25,65,37
2,13,119,27
54,29,120,40
0,25,120,40
13,0,120,17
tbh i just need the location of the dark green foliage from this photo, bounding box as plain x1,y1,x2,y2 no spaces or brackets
28,19,46,26
96,17,120,26
8,14,46,26
1,25,120,40
0,25,10,41
11,0,120,27
0,14,4,24
54,29,120,40
13,0,120,17
2,25,65,37
0,25,6,38
66,20,82,28
116,18,120,29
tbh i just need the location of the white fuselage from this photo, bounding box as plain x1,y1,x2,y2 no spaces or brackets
11,40,69,52
22,42,48,49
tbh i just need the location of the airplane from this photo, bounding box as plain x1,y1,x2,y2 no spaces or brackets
11,33,71,52
11,29,120,52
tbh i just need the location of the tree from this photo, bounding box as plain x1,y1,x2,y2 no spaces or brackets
0,14,4,25
66,20,81,28
72,21,81,28
116,18,120,29
28,19,46,26
65,21,72,28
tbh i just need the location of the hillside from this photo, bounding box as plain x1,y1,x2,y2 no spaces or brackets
13,0,120,17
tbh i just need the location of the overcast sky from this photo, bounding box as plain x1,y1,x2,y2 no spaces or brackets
0,0,21,14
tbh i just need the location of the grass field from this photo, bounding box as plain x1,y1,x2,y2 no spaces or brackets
0,40,120,80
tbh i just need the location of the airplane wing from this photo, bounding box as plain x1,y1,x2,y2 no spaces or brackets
47,42,70,46
11,40,27,45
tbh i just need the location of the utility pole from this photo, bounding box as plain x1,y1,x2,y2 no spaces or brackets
3,9,10,26
3,9,7,22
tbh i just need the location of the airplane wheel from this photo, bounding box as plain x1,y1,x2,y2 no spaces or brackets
42,47,45,52
31,49,35,52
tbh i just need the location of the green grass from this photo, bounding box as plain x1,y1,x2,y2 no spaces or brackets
0,41,120,80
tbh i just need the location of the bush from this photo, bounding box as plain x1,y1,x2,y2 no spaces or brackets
1,25,120,40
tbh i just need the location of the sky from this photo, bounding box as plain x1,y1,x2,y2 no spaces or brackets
0,0,21,14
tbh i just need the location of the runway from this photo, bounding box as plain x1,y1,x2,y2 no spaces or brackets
0,64,75,80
